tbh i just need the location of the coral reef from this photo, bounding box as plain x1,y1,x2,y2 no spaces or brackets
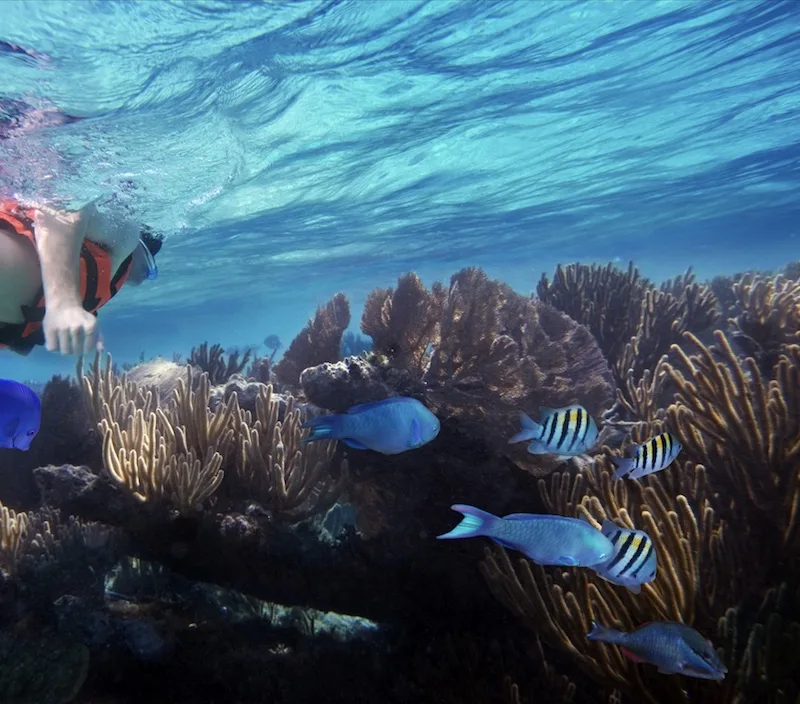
2,258,799,704
274,293,351,386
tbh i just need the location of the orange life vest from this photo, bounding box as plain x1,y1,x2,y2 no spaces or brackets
0,198,133,355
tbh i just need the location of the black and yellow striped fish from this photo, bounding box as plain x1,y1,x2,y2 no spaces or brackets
611,431,682,480
591,519,657,593
508,405,600,458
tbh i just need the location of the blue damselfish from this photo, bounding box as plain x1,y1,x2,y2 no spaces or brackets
0,378,41,451
437,504,613,567
301,397,440,455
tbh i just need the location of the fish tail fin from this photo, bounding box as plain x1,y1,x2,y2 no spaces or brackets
437,504,498,540
508,412,541,444
587,621,620,643
611,456,636,480
301,414,343,444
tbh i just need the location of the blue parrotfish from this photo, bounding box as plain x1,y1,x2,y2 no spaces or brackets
301,397,440,455
612,431,682,480
587,621,727,680
437,504,614,567
0,379,41,450
508,405,599,458
590,520,657,594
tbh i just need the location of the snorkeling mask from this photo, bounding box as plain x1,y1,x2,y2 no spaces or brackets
138,238,158,280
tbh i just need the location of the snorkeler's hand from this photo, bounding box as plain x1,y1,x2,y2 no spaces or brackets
42,304,100,355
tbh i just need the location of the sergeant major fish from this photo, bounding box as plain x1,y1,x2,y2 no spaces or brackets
437,504,614,568
301,397,440,455
591,520,657,593
508,405,599,458
0,379,41,450
612,431,682,480
587,620,727,680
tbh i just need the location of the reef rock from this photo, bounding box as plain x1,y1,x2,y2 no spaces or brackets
300,356,425,413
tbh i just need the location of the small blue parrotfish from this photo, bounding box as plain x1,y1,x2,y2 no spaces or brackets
437,504,614,568
590,519,657,594
587,621,727,680
0,379,41,450
612,431,682,480
508,405,599,458
301,397,440,455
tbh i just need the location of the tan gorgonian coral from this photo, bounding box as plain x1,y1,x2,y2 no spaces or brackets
81,354,345,521
81,355,236,515
728,273,800,374
237,384,347,520
480,455,736,704
665,330,800,549
360,272,445,375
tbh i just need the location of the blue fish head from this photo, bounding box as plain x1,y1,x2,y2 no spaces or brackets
12,416,40,450
409,405,440,448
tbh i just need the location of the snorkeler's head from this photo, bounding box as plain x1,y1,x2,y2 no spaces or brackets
127,225,164,286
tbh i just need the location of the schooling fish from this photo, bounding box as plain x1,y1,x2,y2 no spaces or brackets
437,504,613,568
0,379,41,450
612,432,682,480
590,520,657,594
508,405,599,458
301,397,440,455
587,621,727,680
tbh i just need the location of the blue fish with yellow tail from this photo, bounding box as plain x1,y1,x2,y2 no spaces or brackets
0,379,41,450
612,431,682,479
508,405,599,458
301,397,440,455
437,504,614,567
590,520,657,594
587,621,727,680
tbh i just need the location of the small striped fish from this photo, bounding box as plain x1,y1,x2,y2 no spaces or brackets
508,405,599,458
591,519,657,593
611,432,682,480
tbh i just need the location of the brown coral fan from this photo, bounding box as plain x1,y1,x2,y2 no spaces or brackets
536,261,648,371
360,272,445,375
188,342,252,385
275,292,351,387
424,268,615,476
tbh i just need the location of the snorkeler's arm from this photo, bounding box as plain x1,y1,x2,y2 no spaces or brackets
34,204,100,354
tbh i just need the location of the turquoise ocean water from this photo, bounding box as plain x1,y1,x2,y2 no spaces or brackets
1,0,798,381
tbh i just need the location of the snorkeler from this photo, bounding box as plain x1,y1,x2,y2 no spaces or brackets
0,198,161,355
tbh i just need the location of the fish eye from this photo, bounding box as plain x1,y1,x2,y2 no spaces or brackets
26,429,36,436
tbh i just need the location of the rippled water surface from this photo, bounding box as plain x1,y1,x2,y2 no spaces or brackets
1,0,799,379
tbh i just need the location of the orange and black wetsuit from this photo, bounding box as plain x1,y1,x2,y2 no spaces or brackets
0,198,133,355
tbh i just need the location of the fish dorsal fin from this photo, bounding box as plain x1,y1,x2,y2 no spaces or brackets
503,513,535,521
600,518,618,535
540,404,584,418
347,397,407,414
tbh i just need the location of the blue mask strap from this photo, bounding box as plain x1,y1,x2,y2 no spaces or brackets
138,239,158,280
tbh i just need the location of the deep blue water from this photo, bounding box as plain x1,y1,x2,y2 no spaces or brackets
1,0,799,380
